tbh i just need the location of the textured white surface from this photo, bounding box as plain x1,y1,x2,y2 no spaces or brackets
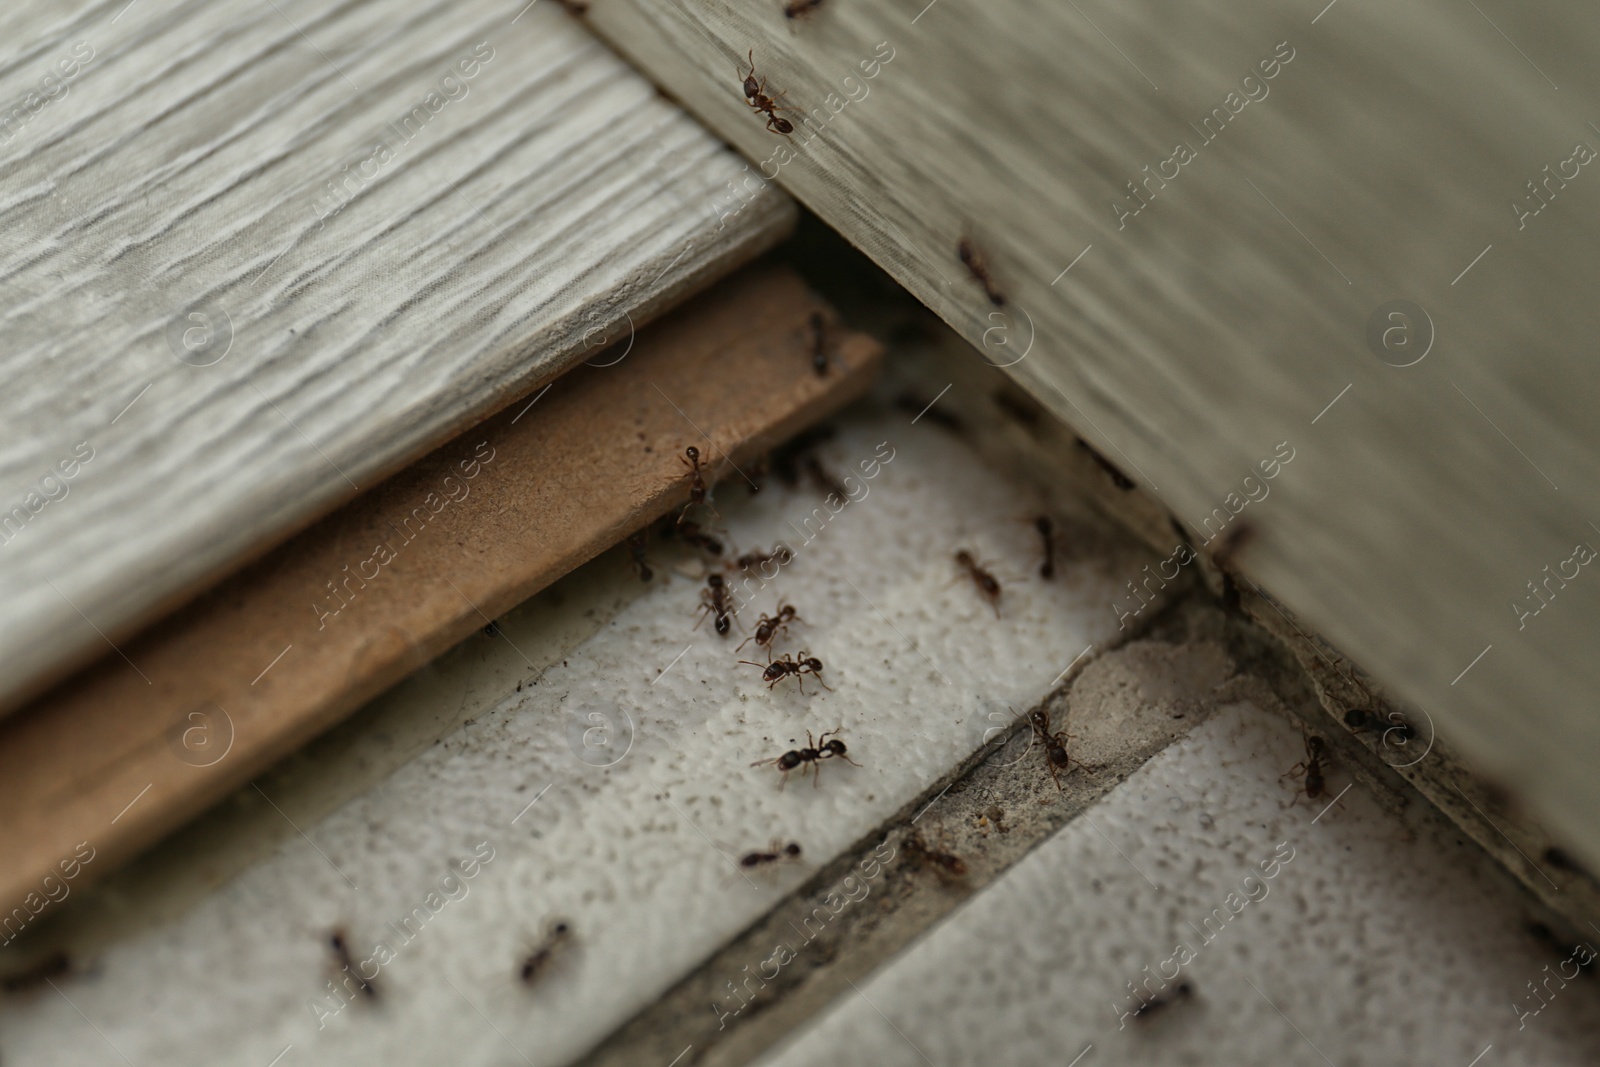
0,406,1138,1066
756,703,1600,1067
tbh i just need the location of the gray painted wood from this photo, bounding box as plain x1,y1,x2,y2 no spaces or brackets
583,0,1600,864
0,0,793,710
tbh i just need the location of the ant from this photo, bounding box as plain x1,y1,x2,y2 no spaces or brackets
1209,521,1255,613
742,650,832,693
1034,515,1056,579
957,237,1005,307
1133,980,1194,1021
955,549,1002,617
520,919,574,985
808,311,829,376
1027,706,1078,790
697,573,734,636
806,456,849,501
751,727,858,787
736,602,804,655
678,445,717,526
784,0,826,18
1,950,71,994
1075,437,1134,490
329,929,377,999
993,388,1043,430
903,831,968,880
738,50,795,135
627,530,653,581
736,544,793,573
483,621,501,637
1281,730,1329,804
772,425,836,485
739,840,803,869
679,520,725,557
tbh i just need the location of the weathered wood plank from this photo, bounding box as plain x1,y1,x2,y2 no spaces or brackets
582,0,1600,864
0,265,882,922
0,0,793,712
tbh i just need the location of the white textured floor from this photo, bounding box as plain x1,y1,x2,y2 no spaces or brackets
755,702,1600,1067
0,406,1140,1066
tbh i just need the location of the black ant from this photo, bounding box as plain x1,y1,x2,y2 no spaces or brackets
1027,707,1078,791
483,621,501,637
1075,437,1134,490
808,311,829,376
735,544,793,573
903,832,968,880
1133,981,1194,1020
1544,846,1595,879
958,237,1005,307
520,919,573,985
627,530,653,581
1281,730,1329,804
679,520,725,557
1,950,71,994
806,455,849,501
784,0,826,18
736,602,803,655
329,929,376,999
738,50,795,135
1034,515,1056,579
771,425,836,485
697,573,734,636
1210,521,1255,613
739,840,803,869
993,388,1043,429
751,727,858,787
678,445,717,525
742,650,831,693
955,549,1002,617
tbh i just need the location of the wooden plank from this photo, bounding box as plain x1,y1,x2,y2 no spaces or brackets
0,264,882,921
582,0,1600,864
0,0,793,713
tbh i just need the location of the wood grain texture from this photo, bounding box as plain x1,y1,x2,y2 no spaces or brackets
582,0,1600,865
0,0,793,713
0,264,882,918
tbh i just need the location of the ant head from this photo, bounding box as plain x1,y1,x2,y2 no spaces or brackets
686,445,700,460
708,573,724,587
804,657,824,671
823,738,847,756
550,920,571,937
1035,515,1053,535
955,549,975,565
958,238,975,264
783,843,802,857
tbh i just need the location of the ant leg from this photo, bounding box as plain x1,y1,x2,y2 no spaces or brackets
814,673,834,692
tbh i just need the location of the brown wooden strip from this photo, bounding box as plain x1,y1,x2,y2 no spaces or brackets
0,265,881,925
